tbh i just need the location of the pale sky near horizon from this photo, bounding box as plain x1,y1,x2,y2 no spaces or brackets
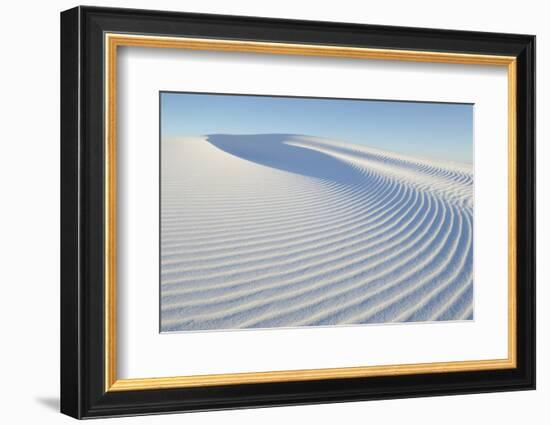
161,91,473,163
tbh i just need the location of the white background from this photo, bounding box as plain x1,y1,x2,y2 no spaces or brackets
0,0,546,424
119,48,508,378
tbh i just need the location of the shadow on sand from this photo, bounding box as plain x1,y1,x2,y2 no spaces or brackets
207,134,366,186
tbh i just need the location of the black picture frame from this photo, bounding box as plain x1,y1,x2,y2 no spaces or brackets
61,5,535,419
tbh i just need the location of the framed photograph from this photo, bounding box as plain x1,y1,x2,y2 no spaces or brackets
60,6,535,419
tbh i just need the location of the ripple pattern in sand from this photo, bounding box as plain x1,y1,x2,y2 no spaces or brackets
160,134,473,332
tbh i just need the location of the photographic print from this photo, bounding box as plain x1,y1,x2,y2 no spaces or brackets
160,92,474,333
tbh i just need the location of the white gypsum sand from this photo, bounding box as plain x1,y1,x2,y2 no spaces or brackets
160,134,473,332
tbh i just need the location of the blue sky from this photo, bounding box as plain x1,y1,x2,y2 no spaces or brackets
161,92,473,163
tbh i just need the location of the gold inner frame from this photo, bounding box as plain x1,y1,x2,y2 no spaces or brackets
104,33,518,392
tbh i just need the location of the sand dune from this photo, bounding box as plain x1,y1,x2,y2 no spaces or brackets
160,134,473,332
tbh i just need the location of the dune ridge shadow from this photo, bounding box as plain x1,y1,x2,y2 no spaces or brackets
207,134,367,186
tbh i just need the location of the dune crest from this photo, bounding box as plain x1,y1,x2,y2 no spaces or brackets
160,134,473,332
